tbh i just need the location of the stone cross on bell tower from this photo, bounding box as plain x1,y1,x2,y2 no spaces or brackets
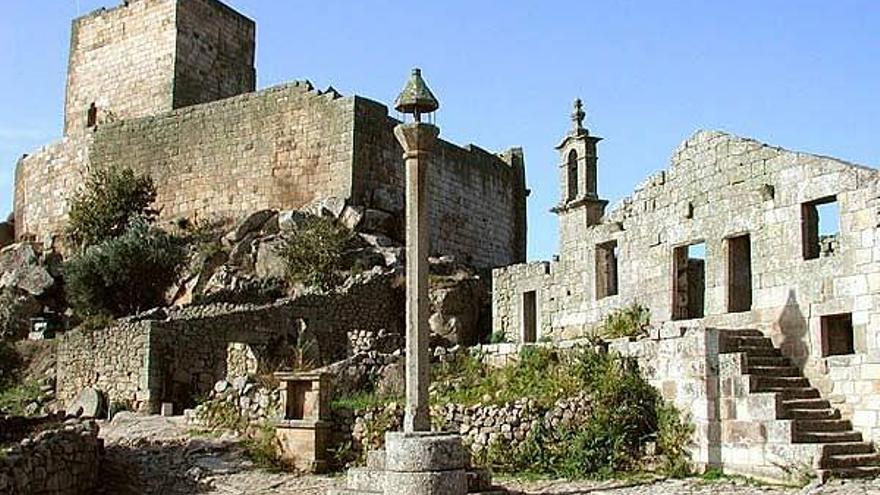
552,98,608,228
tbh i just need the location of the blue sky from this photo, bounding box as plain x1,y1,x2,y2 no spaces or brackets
1,1,877,260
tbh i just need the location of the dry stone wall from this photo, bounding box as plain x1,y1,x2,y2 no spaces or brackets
57,272,402,414
494,130,880,439
0,417,100,495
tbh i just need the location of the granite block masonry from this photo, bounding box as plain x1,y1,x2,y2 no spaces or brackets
13,0,526,270
491,100,880,480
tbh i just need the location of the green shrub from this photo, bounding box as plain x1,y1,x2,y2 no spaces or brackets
597,303,650,339
488,331,509,344
65,220,187,317
657,402,694,477
67,165,157,247
277,216,353,290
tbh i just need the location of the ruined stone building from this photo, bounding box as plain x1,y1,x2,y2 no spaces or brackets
493,101,880,480
13,0,527,270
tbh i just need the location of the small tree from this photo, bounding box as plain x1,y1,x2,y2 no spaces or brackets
67,165,157,247
65,219,186,317
278,216,353,290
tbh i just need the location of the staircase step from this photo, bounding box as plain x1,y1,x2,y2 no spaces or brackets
748,365,800,377
740,347,782,357
818,466,880,482
820,442,876,456
758,387,820,399
794,431,863,444
794,419,852,433
366,450,386,470
724,329,764,337
785,408,841,420
783,398,831,410
747,356,793,368
754,376,810,389
820,453,880,469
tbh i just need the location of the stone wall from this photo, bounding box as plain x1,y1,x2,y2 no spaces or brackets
493,130,880,439
173,0,256,109
352,98,528,268
64,0,254,134
57,320,152,413
64,0,178,134
13,135,92,244
56,273,402,414
0,417,100,495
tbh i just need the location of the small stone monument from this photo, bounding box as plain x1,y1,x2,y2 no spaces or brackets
329,69,504,495
275,371,332,473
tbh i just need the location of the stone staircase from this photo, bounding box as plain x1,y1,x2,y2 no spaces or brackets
721,329,880,482
329,450,507,495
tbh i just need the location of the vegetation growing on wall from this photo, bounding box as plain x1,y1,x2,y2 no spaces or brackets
65,219,186,317
278,216,354,290
597,303,650,340
66,165,157,248
334,345,693,479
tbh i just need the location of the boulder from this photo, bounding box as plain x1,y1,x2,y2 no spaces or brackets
0,221,13,249
339,205,364,230
255,239,287,280
306,196,347,219
278,209,310,232
0,243,55,297
227,209,276,243
0,287,42,340
228,232,257,268
362,209,397,237
68,387,104,418
376,362,405,397
358,233,397,249
428,277,486,346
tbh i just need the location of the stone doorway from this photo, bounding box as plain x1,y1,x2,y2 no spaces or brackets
727,234,752,313
672,242,705,320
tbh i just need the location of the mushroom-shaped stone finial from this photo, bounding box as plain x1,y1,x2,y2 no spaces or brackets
394,68,439,123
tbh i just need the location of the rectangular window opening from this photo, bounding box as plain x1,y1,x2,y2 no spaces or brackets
821,313,854,357
727,234,752,313
802,196,839,260
672,242,706,320
595,240,619,300
522,291,537,344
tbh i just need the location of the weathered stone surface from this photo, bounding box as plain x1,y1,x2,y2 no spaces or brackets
229,209,276,243
429,277,485,346
383,470,467,495
68,388,104,418
362,209,397,237
0,221,13,248
0,243,55,296
339,205,364,230
384,432,469,472
255,239,287,280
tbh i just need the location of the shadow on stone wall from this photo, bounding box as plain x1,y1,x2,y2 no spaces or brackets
775,290,808,367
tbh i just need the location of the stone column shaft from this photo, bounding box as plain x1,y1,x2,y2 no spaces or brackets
394,123,439,433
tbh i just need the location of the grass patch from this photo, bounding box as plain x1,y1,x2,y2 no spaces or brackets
331,391,399,411
0,381,43,416
597,303,650,340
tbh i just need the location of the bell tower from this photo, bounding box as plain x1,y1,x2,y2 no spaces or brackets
552,99,608,248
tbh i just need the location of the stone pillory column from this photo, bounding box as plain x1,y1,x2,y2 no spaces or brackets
393,68,439,434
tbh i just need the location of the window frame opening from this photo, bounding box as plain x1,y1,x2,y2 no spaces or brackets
821,313,854,357
726,234,753,313
801,195,839,260
595,240,619,300
672,241,706,320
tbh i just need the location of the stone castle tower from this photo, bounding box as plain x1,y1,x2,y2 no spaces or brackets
64,0,255,134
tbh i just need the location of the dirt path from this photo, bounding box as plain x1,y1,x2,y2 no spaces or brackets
95,413,880,494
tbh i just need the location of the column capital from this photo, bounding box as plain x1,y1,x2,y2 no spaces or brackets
394,122,440,155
